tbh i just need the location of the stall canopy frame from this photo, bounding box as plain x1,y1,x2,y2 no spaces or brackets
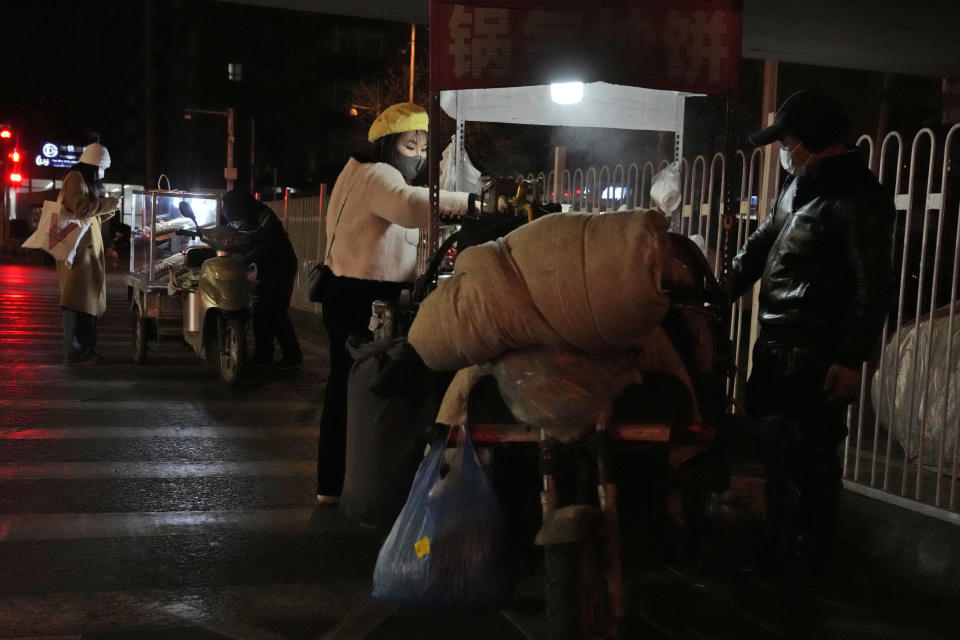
424,0,743,283
439,82,699,191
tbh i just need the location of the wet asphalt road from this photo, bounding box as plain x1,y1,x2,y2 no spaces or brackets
0,264,527,639
1,262,956,640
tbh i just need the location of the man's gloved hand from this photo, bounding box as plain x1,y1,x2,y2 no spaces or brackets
824,363,860,403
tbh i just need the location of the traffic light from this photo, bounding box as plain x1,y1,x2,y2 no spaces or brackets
1,125,23,185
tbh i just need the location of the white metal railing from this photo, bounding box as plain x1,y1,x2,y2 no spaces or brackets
524,128,960,521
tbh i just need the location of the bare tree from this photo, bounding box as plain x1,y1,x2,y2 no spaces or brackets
349,26,430,131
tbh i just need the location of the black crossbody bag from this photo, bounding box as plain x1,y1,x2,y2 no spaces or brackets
305,189,352,303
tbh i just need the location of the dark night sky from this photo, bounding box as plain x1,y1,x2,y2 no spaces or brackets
4,2,125,139
1,1,950,191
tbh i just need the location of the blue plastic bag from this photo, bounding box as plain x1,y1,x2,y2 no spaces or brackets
371,425,516,610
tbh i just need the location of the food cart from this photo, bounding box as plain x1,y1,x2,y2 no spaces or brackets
420,2,743,637
126,189,221,364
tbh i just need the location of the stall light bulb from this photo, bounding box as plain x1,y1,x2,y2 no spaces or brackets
551,82,583,105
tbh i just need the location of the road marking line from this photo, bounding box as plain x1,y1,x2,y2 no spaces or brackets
0,508,318,541
159,601,294,640
0,426,319,439
0,460,315,480
0,584,369,638
0,399,316,410
318,602,399,640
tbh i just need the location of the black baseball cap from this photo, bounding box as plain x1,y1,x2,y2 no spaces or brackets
749,90,851,152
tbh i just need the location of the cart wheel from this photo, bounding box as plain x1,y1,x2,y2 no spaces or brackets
218,315,246,386
544,531,612,640
132,305,148,364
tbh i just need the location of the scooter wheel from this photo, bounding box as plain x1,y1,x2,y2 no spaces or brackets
544,533,611,640
218,316,246,386
132,305,148,364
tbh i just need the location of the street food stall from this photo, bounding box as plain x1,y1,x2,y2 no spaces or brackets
421,0,742,281
125,189,255,384
405,2,743,638
125,190,220,362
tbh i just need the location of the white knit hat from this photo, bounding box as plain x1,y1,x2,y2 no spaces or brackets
78,143,111,169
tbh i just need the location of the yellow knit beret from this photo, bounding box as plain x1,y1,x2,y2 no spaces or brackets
367,102,429,143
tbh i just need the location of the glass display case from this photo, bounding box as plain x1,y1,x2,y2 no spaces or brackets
130,190,220,282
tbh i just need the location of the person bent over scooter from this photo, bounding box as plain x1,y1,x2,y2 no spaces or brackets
222,190,303,369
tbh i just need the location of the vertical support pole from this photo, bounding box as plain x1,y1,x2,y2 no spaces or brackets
747,60,780,378
552,147,567,203
409,24,416,103
420,91,441,277
594,422,624,626
454,92,465,191
875,73,894,171
719,99,738,290
249,116,256,193
674,95,685,163
0,183,6,245
758,61,780,217
225,107,235,192
143,0,156,190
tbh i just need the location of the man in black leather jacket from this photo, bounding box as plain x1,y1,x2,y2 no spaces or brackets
731,91,894,582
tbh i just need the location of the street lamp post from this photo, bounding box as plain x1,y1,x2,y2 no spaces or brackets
184,107,235,191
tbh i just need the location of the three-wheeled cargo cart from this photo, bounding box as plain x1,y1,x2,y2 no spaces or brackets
125,190,252,386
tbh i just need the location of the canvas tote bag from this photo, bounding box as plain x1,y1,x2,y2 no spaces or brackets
21,189,93,267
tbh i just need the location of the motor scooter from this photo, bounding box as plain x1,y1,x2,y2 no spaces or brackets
166,201,253,385
129,201,255,386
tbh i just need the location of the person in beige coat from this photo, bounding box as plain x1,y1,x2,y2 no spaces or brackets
57,143,119,365
316,102,478,503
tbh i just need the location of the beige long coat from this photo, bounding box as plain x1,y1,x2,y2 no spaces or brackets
55,171,118,317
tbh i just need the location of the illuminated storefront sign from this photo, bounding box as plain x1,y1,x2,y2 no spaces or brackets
35,141,87,169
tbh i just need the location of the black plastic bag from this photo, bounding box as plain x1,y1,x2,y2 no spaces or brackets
371,425,516,610
339,336,447,528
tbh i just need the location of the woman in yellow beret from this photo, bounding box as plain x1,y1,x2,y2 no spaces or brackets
316,102,476,504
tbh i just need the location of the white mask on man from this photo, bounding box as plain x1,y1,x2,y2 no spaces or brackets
780,143,812,177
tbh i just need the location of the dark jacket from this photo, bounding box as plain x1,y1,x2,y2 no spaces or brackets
731,151,894,368
245,205,298,280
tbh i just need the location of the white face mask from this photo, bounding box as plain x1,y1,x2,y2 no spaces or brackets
97,167,106,180
780,143,811,177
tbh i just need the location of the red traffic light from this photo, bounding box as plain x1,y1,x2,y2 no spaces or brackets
8,150,20,162
0,129,11,139
9,172,22,183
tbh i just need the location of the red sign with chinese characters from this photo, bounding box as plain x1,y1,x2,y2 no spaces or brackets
430,0,741,96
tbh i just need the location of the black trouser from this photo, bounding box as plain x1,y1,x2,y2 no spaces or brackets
317,276,406,497
747,336,848,570
62,308,97,361
252,272,301,362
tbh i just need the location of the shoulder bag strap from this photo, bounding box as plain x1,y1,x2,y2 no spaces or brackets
323,184,357,264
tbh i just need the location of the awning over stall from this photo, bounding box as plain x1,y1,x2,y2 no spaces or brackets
440,83,698,132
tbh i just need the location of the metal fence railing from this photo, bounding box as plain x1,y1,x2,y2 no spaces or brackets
517,128,960,523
